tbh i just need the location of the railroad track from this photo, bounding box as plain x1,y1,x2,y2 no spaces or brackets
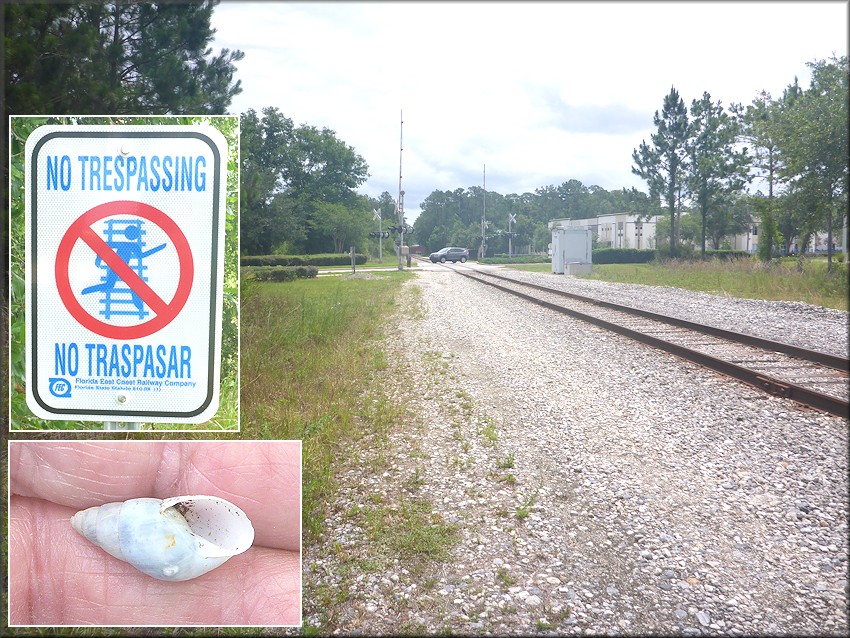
427,260,849,418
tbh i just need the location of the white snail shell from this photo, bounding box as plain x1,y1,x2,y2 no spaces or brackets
70,495,254,581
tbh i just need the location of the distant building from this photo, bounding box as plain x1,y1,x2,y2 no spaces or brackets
552,214,846,255
713,223,843,254
549,214,661,250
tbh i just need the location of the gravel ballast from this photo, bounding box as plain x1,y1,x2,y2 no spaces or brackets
303,269,849,635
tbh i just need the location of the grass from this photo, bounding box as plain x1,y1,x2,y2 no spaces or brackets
479,416,499,445
516,491,538,520
239,271,415,541
317,259,418,271
507,257,849,311
495,566,517,588
357,495,459,565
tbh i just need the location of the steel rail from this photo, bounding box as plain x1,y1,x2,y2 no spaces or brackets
474,268,849,372
449,266,849,419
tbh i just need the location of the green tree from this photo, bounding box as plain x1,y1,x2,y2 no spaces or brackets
239,107,369,254
775,56,849,272
751,193,782,260
4,1,243,116
632,86,690,256
374,191,398,221
706,194,753,250
311,200,371,254
742,91,784,261
240,108,302,255
685,92,750,257
289,124,370,253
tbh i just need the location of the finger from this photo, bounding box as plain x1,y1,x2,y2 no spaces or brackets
9,496,301,626
165,440,301,551
9,440,166,505
9,440,301,550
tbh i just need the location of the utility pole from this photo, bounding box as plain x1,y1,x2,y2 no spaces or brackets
480,164,487,260
373,208,382,262
397,109,405,271
508,212,516,258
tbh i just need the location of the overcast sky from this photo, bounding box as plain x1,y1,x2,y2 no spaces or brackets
210,1,848,223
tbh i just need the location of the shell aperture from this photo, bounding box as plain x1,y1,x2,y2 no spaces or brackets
70,495,254,581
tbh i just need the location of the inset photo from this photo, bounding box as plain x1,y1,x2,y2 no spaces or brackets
8,440,301,627
8,115,240,432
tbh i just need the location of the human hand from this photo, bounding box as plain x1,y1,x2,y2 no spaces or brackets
9,440,301,626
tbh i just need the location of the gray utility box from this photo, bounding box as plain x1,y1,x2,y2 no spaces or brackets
552,228,592,275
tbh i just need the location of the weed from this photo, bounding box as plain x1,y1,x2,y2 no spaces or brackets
495,566,517,588
479,417,499,444
497,452,515,469
240,273,414,542
516,491,537,519
422,576,441,591
404,467,426,492
360,496,458,562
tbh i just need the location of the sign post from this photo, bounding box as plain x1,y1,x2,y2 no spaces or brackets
25,125,228,424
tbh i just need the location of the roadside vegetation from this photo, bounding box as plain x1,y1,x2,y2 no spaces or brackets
509,257,849,311
240,272,414,541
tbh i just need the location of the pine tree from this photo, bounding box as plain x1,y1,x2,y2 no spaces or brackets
632,87,689,256
4,1,244,116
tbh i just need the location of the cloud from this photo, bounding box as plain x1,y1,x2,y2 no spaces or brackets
211,1,848,223
532,87,650,136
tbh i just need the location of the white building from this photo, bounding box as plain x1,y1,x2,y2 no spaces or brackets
553,214,846,255
718,222,844,254
549,214,661,250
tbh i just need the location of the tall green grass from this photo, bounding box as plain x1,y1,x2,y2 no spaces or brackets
511,258,849,311
581,259,849,311
240,273,414,540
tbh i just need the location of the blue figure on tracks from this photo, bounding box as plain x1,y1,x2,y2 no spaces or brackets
81,220,166,320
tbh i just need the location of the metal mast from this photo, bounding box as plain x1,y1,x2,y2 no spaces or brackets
397,109,405,271
480,164,487,260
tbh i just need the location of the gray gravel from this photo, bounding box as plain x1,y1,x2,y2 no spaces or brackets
303,269,849,635
503,268,849,357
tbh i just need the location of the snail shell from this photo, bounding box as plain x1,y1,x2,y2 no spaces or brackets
70,495,254,581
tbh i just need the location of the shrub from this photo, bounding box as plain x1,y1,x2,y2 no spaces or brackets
592,248,656,264
241,265,318,282
240,253,367,267
705,249,751,261
480,254,550,264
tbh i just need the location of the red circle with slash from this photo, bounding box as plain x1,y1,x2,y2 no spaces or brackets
55,201,194,339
